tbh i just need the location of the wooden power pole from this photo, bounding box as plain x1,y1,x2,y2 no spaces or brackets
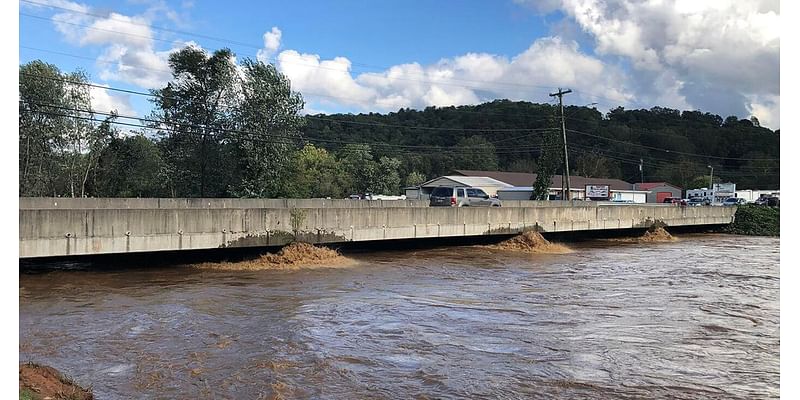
550,88,572,202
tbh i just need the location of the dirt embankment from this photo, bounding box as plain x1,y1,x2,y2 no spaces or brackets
19,363,93,400
192,242,354,271
489,231,573,254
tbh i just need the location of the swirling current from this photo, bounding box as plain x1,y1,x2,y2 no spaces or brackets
19,234,779,399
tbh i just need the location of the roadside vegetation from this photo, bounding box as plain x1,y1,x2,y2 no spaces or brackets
20,46,779,199
726,205,779,236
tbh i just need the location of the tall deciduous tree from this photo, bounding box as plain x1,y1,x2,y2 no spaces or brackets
285,144,348,198
151,46,304,198
231,59,305,197
93,133,167,197
19,60,94,197
150,47,239,197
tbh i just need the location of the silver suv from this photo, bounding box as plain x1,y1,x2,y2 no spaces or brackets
429,186,502,207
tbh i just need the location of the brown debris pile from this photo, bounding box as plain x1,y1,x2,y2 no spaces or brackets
19,362,93,400
639,227,677,242
193,242,353,271
490,231,572,254
606,226,678,243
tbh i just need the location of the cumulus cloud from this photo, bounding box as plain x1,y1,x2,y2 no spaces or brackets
89,84,136,116
80,13,154,48
551,0,780,127
256,27,282,64
276,36,634,113
30,0,188,91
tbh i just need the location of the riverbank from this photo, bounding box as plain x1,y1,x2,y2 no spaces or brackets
19,363,93,400
726,205,779,236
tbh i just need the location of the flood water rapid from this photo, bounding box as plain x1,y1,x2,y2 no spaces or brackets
19,234,779,399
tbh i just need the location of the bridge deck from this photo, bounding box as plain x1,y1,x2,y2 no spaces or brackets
19,198,736,258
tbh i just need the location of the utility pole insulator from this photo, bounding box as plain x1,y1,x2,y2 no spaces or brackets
549,88,572,203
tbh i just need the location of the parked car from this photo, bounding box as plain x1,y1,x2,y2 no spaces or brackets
663,197,687,206
754,196,779,206
610,199,634,204
766,197,780,207
429,186,502,207
722,197,748,206
687,197,708,207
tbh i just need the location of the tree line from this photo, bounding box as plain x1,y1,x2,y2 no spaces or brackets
19,46,780,199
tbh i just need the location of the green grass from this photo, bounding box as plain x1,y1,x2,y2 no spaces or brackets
19,389,36,400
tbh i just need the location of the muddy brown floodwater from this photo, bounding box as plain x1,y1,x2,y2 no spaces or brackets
19,234,779,399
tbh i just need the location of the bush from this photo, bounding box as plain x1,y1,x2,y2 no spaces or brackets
726,205,779,236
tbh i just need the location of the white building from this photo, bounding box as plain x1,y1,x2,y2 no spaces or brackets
406,176,513,200
735,189,780,202
687,183,737,204
496,187,649,203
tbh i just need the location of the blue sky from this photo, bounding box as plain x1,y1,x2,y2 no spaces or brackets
18,0,780,128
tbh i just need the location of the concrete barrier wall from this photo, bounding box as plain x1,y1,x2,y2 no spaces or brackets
19,197,431,210
19,202,736,258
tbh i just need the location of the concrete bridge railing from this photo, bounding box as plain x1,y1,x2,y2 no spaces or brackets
19,198,736,258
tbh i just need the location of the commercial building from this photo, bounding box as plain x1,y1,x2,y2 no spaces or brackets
635,182,683,203
436,170,648,203
405,176,513,200
734,189,780,202
687,182,737,204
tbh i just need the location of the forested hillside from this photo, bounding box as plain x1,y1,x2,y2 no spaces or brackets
20,50,779,199
304,100,780,191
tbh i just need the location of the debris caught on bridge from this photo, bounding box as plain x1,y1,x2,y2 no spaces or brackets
638,227,677,242
489,231,572,254
192,242,354,270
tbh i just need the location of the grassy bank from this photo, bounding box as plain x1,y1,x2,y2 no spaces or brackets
726,205,779,236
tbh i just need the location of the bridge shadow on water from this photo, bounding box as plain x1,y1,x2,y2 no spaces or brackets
19,224,723,273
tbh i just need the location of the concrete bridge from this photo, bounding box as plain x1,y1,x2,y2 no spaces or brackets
19,197,737,258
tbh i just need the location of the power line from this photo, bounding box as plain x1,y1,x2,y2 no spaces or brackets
20,103,562,154
19,71,779,164
566,128,778,161
19,45,560,121
19,71,561,134
19,1,620,98
19,4,656,109
19,106,774,179
19,12,556,96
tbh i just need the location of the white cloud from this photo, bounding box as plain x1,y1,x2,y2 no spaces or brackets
80,13,153,48
35,0,188,90
256,27,282,64
746,94,780,129
551,0,780,127
89,84,136,116
276,35,635,114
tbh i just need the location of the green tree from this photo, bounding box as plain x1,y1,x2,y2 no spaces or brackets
338,144,377,195
19,60,95,197
229,59,305,197
573,152,620,178
285,144,348,198
150,46,239,197
93,134,166,197
532,123,562,200
405,171,426,187
453,136,498,171
373,156,402,195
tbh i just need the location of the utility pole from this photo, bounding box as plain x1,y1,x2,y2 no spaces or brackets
708,165,714,203
550,88,572,203
639,159,644,185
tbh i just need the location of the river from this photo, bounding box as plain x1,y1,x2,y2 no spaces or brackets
19,234,779,399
